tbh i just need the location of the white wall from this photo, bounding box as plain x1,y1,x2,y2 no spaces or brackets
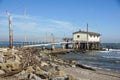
73,33,100,42
88,35,100,42
73,33,87,42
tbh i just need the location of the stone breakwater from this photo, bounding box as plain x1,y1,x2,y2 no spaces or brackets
0,48,120,80
0,47,79,80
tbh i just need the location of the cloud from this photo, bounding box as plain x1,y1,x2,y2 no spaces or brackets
0,14,77,41
46,19,77,33
48,19,73,26
13,14,39,20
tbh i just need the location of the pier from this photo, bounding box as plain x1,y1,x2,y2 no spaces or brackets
0,11,101,50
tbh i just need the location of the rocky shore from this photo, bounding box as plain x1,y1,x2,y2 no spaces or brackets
0,47,120,80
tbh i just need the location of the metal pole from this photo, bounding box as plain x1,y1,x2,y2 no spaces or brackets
51,33,54,43
46,32,47,42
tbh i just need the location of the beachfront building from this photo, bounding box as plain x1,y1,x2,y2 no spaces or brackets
73,30,101,50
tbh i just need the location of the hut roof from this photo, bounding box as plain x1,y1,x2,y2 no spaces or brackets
73,30,101,36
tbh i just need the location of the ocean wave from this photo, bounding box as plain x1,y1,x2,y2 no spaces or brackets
109,49,120,52
98,49,120,53
115,61,120,63
61,51,120,73
77,62,114,72
102,56,120,59
98,51,110,53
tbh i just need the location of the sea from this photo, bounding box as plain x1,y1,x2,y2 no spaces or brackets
60,51,120,73
60,43,120,73
0,41,120,73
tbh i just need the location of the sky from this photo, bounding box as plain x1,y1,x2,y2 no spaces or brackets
0,0,120,42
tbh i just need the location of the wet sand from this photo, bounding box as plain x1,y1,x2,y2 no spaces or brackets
63,66,120,80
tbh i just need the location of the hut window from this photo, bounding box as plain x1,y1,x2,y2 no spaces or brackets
77,35,80,38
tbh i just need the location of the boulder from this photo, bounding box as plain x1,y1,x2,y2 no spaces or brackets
35,69,43,75
41,65,50,72
1,48,8,53
67,75,74,80
0,70,5,75
16,70,26,76
0,63,11,72
18,71,29,79
71,65,76,68
37,73,48,79
4,52,12,56
14,55,21,63
28,73,42,80
6,59,15,64
34,66,43,75
4,49,14,56
35,55,41,61
0,53,4,57
11,63,20,71
0,57,4,63
55,66,61,71
19,55,22,58
26,66,35,73
34,66,49,79
35,66,41,71
70,60,77,64
50,62,57,67
50,76,66,80
57,59,64,64
54,71,66,77
70,60,77,68
40,61,48,67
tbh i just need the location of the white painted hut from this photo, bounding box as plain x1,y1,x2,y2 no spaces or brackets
73,30,101,49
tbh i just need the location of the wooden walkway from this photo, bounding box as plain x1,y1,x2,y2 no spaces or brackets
23,42,74,47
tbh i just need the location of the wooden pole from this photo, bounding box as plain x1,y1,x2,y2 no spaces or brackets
87,23,89,50
6,11,13,49
51,33,55,50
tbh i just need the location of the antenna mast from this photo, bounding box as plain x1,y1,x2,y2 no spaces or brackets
24,7,26,45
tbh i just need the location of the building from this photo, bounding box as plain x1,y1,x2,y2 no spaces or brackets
73,30,101,50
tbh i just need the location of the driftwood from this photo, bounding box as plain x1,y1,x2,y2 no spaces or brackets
76,64,96,71
0,69,22,77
